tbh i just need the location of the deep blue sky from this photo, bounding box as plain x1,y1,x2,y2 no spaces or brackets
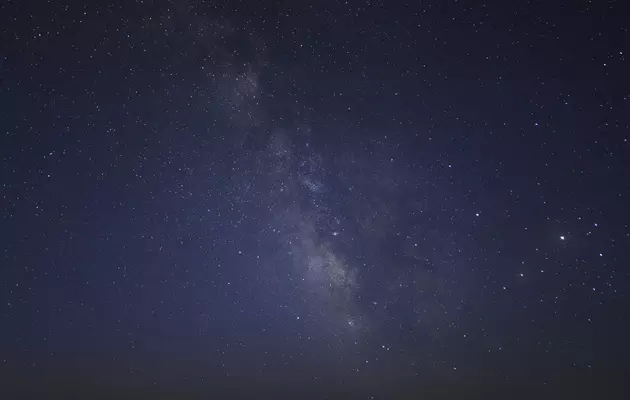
1,0,628,398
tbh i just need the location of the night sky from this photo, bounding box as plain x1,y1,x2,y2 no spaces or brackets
1,0,629,398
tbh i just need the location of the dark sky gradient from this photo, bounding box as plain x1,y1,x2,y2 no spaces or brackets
1,0,629,398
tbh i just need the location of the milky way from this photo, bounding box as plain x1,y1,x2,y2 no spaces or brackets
1,1,628,398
